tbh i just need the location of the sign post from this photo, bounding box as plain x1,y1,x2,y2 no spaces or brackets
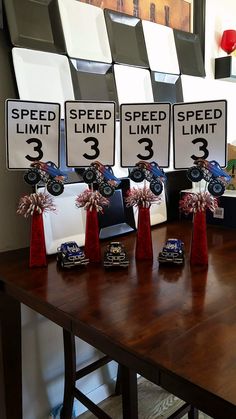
173,100,227,169
6,99,60,169
65,101,115,167
120,103,171,167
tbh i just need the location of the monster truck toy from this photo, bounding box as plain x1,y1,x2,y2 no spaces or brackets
158,238,184,265
24,160,67,196
57,241,89,269
82,161,121,198
129,160,167,196
187,159,231,197
103,241,129,268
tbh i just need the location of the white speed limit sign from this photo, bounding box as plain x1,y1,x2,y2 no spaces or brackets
6,99,60,169
65,101,115,167
120,103,171,167
173,100,227,169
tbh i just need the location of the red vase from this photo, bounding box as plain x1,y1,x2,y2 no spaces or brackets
135,206,153,260
190,210,208,266
220,29,236,54
30,212,47,268
84,208,101,263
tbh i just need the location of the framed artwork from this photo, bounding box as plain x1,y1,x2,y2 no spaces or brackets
79,1,205,35
79,0,206,61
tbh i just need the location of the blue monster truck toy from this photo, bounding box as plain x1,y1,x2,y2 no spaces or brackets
57,241,89,269
187,159,231,197
158,238,184,265
129,160,167,196
24,160,67,196
82,161,121,198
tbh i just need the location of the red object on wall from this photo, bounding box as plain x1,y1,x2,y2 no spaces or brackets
135,206,153,260
30,212,47,267
84,208,101,263
190,210,208,266
220,29,236,54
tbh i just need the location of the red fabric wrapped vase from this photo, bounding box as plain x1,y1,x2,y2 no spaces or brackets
135,206,153,260
190,210,208,266
84,208,101,263
30,211,47,268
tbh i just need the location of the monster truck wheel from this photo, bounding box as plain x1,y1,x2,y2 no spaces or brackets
24,169,41,185
47,180,64,196
208,180,225,197
99,183,114,198
83,168,96,184
150,179,163,196
129,167,145,182
187,166,204,182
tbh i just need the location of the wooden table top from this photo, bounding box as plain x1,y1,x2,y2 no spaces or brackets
1,219,236,417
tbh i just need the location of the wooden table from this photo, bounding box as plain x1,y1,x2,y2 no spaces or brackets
1,220,236,419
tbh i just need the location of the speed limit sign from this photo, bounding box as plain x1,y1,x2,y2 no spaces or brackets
65,101,115,167
120,103,171,167
173,100,227,169
6,99,60,169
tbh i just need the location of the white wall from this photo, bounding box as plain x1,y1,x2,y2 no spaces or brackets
1,1,236,418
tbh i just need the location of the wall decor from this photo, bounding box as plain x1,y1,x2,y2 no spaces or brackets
98,178,136,239
104,9,149,68
70,59,118,116
173,29,205,77
79,0,192,31
114,64,154,105
215,56,236,82
38,182,87,255
142,20,179,74
58,0,112,62
12,48,74,118
151,72,183,104
3,0,66,53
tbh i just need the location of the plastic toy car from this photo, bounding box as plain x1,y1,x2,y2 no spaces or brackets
24,160,67,196
103,241,129,268
57,241,89,269
128,161,167,195
187,159,231,197
158,238,184,265
83,161,121,198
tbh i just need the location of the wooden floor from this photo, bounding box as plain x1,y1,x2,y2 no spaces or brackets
79,378,212,419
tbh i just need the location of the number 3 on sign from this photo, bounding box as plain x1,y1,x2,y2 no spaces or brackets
137,138,154,160
25,138,44,162
191,138,209,161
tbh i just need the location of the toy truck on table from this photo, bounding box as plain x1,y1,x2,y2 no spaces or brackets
187,159,231,197
129,160,167,196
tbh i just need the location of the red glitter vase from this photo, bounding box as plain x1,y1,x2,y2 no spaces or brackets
190,210,208,266
30,211,47,268
84,208,101,263
135,206,153,260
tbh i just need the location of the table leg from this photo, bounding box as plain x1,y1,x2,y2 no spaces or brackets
60,329,76,419
120,364,138,419
0,288,22,419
